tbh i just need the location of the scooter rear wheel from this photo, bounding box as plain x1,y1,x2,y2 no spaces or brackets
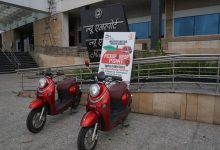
72,94,81,109
77,127,98,150
26,108,47,133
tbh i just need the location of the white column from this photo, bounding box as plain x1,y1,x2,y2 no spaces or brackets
62,13,69,47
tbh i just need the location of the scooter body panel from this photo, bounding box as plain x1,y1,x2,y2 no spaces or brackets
36,77,81,115
84,83,132,131
26,72,81,133
86,84,111,131
37,77,56,114
29,98,45,109
80,111,99,127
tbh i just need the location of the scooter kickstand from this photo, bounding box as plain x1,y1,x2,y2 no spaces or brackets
122,118,129,128
70,108,78,115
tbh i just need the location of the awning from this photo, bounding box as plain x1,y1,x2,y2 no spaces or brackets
0,2,48,32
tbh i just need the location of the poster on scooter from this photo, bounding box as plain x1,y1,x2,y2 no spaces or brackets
99,32,136,82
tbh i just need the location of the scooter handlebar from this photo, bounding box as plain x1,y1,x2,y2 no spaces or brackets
56,71,64,76
106,75,122,81
36,71,45,76
36,70,64,77
95,72,122,82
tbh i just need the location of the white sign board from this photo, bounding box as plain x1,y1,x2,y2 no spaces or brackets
98,32,136,82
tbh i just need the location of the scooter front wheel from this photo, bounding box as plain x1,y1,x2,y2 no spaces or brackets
77,127,98,150
26,107,47,133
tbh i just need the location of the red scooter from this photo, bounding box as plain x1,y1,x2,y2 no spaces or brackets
26,69,82,133
77,62,132,150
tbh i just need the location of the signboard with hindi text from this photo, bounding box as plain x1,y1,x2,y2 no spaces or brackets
80,4,128,62
99,32,136,82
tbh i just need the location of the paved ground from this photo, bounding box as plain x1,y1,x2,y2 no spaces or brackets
1,74,220,150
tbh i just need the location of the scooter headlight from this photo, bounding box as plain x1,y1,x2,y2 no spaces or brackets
89,84,100,97
38,78,47,88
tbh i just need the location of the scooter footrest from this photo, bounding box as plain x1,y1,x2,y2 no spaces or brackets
110,110,124,123
55,99,72,110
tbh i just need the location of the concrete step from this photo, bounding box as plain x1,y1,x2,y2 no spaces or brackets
0,52,38,74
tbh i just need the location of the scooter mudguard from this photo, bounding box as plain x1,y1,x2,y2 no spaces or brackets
29,98,45,109
80,111,99,128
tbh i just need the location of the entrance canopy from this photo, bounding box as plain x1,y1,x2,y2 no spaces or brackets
0,1,48,32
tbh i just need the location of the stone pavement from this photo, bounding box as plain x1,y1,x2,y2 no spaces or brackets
1,73,220,150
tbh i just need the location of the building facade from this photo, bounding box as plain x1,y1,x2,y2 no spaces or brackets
1,0,220,66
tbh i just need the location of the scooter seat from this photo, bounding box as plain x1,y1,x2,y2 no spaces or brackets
109,82,127,102
57,78,76,90
57,78,76,101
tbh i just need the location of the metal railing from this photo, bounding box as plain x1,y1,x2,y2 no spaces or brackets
1,47,21,69
16,54,220,95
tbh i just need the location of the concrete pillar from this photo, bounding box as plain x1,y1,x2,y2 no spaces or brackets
1,30,16,51
151,0,162,50
164,0,174,50
62,13,69,47
33,12,69,47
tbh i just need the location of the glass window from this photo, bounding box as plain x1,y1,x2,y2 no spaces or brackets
149,20,165,37
195,14,219,35
219,14,220,34
128,24,133,32
131,22,149,39
174,16,194,36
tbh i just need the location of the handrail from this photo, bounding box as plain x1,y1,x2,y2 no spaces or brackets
1,46,21,68
16,54,220,72
1,48,14,65
16,54,220,95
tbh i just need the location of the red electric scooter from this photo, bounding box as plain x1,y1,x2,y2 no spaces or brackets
77,61,132,150
26,69,82,133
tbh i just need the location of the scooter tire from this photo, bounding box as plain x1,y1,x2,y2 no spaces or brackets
77,127,98,150
26,108,47,133
72,94,81,109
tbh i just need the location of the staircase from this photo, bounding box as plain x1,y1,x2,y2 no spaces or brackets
0,52,38,74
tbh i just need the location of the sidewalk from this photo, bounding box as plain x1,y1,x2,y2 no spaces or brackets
0,73,220,150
